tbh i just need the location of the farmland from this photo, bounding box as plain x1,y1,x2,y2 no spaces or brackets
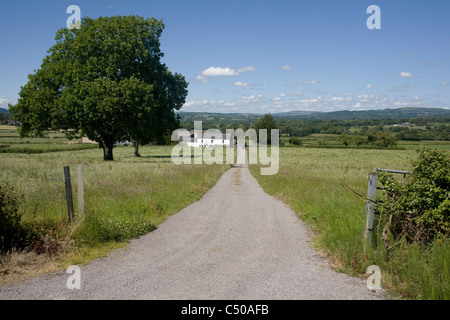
0,125,97,153
0,130,231,285
1,121,449,298
249,146,450,299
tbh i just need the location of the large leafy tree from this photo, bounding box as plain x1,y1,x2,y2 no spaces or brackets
11,16,188,160
252,113,278,145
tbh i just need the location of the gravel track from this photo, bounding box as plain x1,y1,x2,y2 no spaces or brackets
0,150,383,300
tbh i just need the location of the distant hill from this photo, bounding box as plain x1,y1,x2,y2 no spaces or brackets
301,107,450,120
271,110,322,117
178,111,263,123
179,107,450,122
0,107,10,114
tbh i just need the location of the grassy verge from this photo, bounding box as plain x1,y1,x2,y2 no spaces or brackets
0,145,231,286
249,146,449,299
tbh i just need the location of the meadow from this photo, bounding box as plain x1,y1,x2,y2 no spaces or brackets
281,133,450,151
1,123,448,298
249,146,450,299
0,125,98,154
0,140,231,284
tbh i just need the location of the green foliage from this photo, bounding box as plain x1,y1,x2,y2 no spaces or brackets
250,147,449,299
179,111,450,143
375,131,397,148
0,107,13,124
288,137,302,146
0,184,26,252
252,114,278,144
11,15,188,161
335,131,397,148
376,149,450,247
337,133,352,146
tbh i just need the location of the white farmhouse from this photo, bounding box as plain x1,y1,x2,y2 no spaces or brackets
174,130,235,148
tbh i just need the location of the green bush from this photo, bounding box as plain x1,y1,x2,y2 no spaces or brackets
376,149,449,248
0,184,26,252
289,137,302,146
375,131,397,148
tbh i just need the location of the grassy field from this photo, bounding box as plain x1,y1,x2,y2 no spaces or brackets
1,124,448,298
249,146,450,299
0,125,97,153
281,133,450,151
0,144,231,285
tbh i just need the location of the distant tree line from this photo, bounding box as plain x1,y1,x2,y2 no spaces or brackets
179,113,450,144
276,117,450,140
0,109,13,124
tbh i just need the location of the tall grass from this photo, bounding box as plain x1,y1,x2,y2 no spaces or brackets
249,147,449,299
0,145,230,264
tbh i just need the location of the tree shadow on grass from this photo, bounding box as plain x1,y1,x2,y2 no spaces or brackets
129,154,198,163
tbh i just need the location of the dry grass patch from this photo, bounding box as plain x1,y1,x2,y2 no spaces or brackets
0,249,62,287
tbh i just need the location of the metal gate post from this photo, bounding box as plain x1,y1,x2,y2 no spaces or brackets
364,173,378,247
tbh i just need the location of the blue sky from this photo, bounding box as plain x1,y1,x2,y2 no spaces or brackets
0,0,449,113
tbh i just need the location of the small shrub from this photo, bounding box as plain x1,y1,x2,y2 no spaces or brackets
289,137,302,146
0,184,26,252
375,149,450,248
375,131,397,148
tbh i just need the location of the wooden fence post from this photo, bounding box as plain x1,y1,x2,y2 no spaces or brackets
77,164,85,218
64,166,74,223
364,173,378,247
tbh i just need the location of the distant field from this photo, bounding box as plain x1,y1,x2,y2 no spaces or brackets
281,133,450,150
0,125,97,153
398,140,450,151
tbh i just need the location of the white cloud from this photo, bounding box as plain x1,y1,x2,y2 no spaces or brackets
233,81,249,87
422,61,440,67
181,88,447,114
351,102,362,109
441,82,448,86
366,84,373,89
393,99,408,107
201,67,240,77
183,101,196,107
284,79,326,87
394,72,413,78
279,65,292,70
196,66,255,83
237,66,255,73
195,75,210,83
0,98,15,109
390,84,410,92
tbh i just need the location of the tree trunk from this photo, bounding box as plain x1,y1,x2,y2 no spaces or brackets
102,135,114,161
134,141,141,157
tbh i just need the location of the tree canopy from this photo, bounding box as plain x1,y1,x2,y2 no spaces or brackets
252,113,278,144
11,15,188,160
